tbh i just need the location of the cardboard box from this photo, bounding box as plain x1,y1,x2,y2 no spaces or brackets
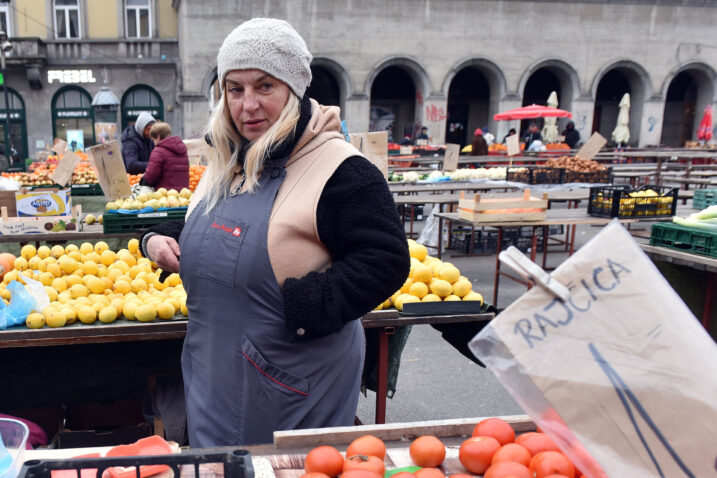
15,188,71,217
0,204,81,234
0,190,18,216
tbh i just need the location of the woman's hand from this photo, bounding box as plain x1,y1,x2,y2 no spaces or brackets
146,235,181,273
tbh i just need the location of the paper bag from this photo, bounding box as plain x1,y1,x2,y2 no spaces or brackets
50,151,81,187
470,221,717,478
51,138,68,156
86,141,132,201
349,131,388,179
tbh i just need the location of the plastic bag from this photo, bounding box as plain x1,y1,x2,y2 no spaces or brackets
0,281,39,330
21,276,50,313
131,183,155,199
416,207,448,254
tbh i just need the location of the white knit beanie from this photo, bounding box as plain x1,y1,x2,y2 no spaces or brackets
217,18,312,98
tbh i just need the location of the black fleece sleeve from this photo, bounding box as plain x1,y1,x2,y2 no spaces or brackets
282,156,410,338
138,219,185,258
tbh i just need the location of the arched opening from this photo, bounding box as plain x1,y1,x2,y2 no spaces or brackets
0,88,28,169
370,65,415,142
445,67,490,148
307,65,340,108
660,68,715,146
520,65,576,137
592,65,647,146
120,84,164,131
52,85,95,150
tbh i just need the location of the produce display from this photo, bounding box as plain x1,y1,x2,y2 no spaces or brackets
375,240,483,311
125,165,206,191
672,204,717,231
588,186,676,218
0,239,186,329
544,156,607,173
2,157,99,186
388,168,507,182
300,417,582,478
105,187,193,211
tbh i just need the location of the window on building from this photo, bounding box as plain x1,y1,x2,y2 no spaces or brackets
0,2,10,38
52,86,95,149
126,0,151,38
54,0,80,39
121,84,163,131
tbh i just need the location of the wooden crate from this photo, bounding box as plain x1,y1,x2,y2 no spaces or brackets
458,190,548,222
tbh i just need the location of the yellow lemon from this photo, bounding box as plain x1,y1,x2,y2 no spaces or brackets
118,251,137,267
408,241,428,261
46,263,62,278
123,301,139,320
131,278,148,293
77,305,96,324
373,301,384,311
156,302,176,320
462,291,484,304
91,302,106,314
3,270,19,284
61,307,76,324
44,286,59,302
103,277,114,290
438,265,461,284
408,281,429,299
84,252,101,264
21,244,37,260
153,278,168,291
70,283,89,299
166,273,182,287
393,293,414,311
65,244,79,254
452,279,472,298
26,312,45,328
100,250,116,267
110,298,124,315
444,294,461,302
36,245,51,259
411,264,433,284
422,293,442,302
97,265,108,277
400,278,413,294
107,268,123,283
135,303,157,322
38,271,54,286
59,258,79,275
94,241,109,254
180,301,188,316
86,276,106,295
430,279,453,298
65,275,83,287
51,245,65,259
28,256,42,270
75,296,91,305
110,260,130,275
45,309,67,328
0,287,10,301
82,260,99,276
127,238,140,254
399,294,420,310
68,251,83,262
79,242,94,254
98,306,118,323
51,277,68,292
113,279,131,295
13,257,28,271
57,290,72,303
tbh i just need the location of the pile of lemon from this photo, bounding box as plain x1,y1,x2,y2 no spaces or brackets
375,239,483,311
1,239,187,329
106,187,193,211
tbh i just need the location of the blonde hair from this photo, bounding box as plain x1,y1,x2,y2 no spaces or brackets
150,122,172,140
200,89,301,214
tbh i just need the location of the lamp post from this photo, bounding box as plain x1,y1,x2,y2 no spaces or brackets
0,31,13,168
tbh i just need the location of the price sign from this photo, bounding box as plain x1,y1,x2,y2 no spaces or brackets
506,134,520,157
86,141,132,200
349,131,388,179
443,143,460,172
50,150,81,186
576,132,607,161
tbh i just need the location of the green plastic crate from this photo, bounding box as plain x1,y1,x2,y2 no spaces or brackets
650,222,717,258
70,183,103,196
692,188,717,210
102,209,187,234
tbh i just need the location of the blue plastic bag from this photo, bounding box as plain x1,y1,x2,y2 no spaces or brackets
0,281,38,330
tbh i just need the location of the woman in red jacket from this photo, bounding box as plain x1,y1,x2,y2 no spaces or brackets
143,122,190,191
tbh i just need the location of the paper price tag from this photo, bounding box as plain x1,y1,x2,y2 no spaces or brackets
50,150,81,186
506,134,520,157
399,146,412,155
443,143,460,171
87,141,132,201
576,132,607,161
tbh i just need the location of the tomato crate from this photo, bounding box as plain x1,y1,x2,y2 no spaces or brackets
506,166,564,184
693,188,717,210
70,183,103,196
587,185,677,218
564,167,613,184
650,222,717,258
102,209,187,233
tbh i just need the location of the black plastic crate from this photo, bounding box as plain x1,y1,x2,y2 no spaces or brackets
102,209,188,234
588,185,677,218
564,167,613,184
650,222,717,258
506,166,564,185
71,183,103,196
19,449,254,478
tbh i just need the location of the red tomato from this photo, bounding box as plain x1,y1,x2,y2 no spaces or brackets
529,451,575,478
491,443,531,466
483,461,532,478
514,433,560,457
472,418,516,446
346,435,386,460
458,436,501,475
305,446,345,477
409,436,446,468
343,455,385,477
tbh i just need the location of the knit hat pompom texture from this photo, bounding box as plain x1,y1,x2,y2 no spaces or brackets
217,18,313,98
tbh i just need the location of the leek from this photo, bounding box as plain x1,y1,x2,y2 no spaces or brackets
673,215,717,232
692,205,717,220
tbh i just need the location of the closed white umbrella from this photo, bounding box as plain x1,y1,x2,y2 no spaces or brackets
541,91,559,143
611,93,630,146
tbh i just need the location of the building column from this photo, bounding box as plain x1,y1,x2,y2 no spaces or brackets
343,94,370,133
570,97,595,146
638,97,666,147
420,94,448,145
180,94,210,139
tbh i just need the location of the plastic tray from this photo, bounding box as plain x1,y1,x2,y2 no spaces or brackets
18,449,254,478
692,188,717,210
587,185,677,218
650,222,717,258
0,418,30,478
102,209,187,234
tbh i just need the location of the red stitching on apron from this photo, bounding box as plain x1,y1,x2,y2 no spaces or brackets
242,352,308,396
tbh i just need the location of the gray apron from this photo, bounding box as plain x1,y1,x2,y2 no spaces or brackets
178,157,365,447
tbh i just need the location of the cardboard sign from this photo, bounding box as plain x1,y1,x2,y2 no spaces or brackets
50,150,81,186
506,134,520,157
415,139,428,146
86,141,132,200
576,132,607,161
51,138,68,155
399,146,413,155
443,143,460,171
470,222,717,477
349,131,388,179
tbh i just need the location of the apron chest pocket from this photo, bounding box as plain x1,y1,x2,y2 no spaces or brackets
196,216,248,288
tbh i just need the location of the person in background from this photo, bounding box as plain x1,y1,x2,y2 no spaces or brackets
399,135,413,146
416,126,429,141
522,123,542,150
482,126,495,146
470,128,488,156
140,17,409,447
142,122,190,192
502,128,516,144
562,121,581,149
121,111,156,174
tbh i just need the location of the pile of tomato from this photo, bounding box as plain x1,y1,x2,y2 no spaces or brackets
300,417,585,478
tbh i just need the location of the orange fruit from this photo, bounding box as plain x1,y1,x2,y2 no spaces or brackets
346,435,386,460
473,418,516,446
409,436,446,468
458,436,501,475
304,446,344,477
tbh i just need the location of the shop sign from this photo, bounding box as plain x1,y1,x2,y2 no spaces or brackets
57,110,89,118
47,69,97,84
125,109,160,117
0,112,22,120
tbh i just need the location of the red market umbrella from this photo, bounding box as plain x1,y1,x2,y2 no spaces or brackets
697,105,713,142
494,104,573,121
